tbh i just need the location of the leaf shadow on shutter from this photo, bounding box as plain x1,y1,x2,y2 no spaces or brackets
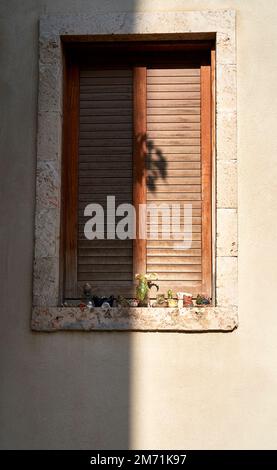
146,138,168,192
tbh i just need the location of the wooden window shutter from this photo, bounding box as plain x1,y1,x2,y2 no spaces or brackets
145,65,212,297
76,68,134,297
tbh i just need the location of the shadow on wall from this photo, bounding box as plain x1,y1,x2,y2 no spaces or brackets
0,5,144,451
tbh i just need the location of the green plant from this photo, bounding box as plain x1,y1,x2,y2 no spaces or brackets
135,273,159,306
167,289,175,299
167,290,177,307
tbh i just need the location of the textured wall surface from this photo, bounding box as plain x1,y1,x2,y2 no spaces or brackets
1,0,277,449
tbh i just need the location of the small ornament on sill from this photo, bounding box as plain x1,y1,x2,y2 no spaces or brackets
183,292,193,308
183,293,193,307
195,294,211,306
117,295,129,307
101,301,111,309
92,296,114,307
176,292,185,309
155,293,168,307
128,299,139,307
79,302,87,312
83,282,92,297
83,283,93,307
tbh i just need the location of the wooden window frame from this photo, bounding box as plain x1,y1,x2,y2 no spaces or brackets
61,42,214,302
200,62,213,298
61,55,79,300
133,66,147,278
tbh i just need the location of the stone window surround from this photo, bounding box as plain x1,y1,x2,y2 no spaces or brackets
32,10,238,332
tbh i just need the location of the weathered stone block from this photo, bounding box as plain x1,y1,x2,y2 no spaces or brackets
217,112,237,160
216,31,236,65
216,257,238,306
217,209,238,256
38,61,62,114
217,160,237,208
36,160,60,211
33,257,60,307
216,64,236,113
34,208,60,258
37,111,62,162
39,37,61,64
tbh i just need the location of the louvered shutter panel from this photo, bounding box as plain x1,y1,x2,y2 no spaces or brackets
78,69,134,296
146,67,202,295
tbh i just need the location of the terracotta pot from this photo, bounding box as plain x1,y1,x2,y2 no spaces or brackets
183,293,193,307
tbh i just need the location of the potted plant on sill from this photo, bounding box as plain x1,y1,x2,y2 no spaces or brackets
135,273,159,307
167,289,178,308
195,294,211,307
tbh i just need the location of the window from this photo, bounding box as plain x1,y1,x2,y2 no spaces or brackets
62,42,213,302
32,11,238,331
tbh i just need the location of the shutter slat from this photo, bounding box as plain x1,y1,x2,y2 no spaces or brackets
80,101,132,109
147,226,201,234
80,85,132,93
79,170,132,177
80,69,132,77
147,69,200,76
148,158,200,166
78,256,132,265
78,273,133,281
80,92,132,100
147,249,201,257
79,139,132,146
152,281,202,295
147,130,200,138
80,77,133,85
148,100,200,108
79,147,132,155
148,264,201,272
147,193,201,201
77,282,135,298
80,123,133,130
147,240,201,248
148,114,200,122
147,84,200,92
80,108,132,115
79,240,131,249
148,272,202,281
147,107,200,115
147,91,200,100
148,122,200,130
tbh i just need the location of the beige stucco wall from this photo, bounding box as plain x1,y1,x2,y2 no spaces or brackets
0,0,277,449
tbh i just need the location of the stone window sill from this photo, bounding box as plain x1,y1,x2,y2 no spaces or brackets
32,306,238,332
